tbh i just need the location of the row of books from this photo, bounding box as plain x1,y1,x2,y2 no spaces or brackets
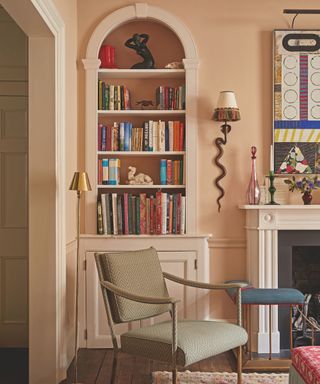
98,158,121,185
160,159,183,185
97,158,184,186
97,192,186,235
98,120,185,152
98,81,131,110
156,85,185,110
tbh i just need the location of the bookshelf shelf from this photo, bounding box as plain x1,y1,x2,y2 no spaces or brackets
98,110,186,116
98,68,185,79
97,184,185,189
97,151,186,156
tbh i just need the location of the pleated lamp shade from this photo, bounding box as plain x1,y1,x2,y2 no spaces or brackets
69,171,92,192
213,91,240,122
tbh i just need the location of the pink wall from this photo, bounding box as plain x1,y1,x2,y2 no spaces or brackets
77,0,320,319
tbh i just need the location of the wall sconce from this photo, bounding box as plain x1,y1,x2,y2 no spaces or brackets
213,91,240,212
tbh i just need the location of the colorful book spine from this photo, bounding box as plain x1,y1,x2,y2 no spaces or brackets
159,120,165,151
167,160,172,185
117,85,121,111
97,199,104,235
105,194,112,234
98,124,102,151
117,195,123,235
109,85,114,110
180,196,186,234
150,195,154,235
112,193,118,235
143,121,149,151
148,121,153,151
124,121,130,151
156,191,162,235
140,193,146,234
101,125,107,151
123,193,129,235
132,196,136,235
101,194,107,234
128,194,133,234
135,195,140,235
146,197,150,234
102,158,109,185
98,80,103,110
161,193,167,235
168,195,173,234
160,159,167,185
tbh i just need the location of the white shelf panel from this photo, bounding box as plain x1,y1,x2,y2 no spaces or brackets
97,151,185,156
97,184,185,189
98,110,186,116
98,68,185,79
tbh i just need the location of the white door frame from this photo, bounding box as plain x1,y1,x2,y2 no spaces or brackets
1,0,67,382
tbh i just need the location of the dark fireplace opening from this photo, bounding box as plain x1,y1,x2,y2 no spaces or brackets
278,231,320,350
291,246,320,348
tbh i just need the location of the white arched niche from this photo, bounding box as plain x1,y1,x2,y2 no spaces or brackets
82,3,199,234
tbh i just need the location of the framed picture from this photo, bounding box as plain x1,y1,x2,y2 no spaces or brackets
273,30,320,174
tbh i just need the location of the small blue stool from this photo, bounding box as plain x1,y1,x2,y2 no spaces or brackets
225,280,304,362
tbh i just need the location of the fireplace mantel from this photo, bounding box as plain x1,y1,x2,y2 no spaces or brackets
239,204,320,353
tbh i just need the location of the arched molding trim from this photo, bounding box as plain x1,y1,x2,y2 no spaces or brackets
85,2,198,63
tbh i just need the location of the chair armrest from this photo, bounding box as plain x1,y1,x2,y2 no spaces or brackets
163,272,248,290
100,280,180,305
163,272,244,327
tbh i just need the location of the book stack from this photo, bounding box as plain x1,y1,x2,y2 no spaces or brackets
160,159,183,185
155,85,185,110
98,81,131,110
98,158,121,185
97,192,186,235
98,120,185,152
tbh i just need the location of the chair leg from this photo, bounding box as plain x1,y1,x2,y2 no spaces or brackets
269,304,272,360
172,368,177,384
237,345,242,384
110,349,118,384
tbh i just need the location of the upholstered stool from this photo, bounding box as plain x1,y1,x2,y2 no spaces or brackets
225,280,304,369
290,346,320,384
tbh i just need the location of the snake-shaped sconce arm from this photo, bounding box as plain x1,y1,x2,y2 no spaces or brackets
214,122,231,212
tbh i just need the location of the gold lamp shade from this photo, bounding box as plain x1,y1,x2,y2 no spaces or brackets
69,171,92,192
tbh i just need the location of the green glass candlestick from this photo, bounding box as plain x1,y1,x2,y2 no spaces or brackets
266,171,279,205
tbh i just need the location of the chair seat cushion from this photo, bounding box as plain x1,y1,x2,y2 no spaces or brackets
291,346,320,384
121,320,248,367
225,280,304,305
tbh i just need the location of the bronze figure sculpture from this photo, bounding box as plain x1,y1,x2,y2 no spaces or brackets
125,33,155,69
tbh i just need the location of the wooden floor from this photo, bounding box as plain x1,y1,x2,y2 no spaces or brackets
0,348,28,384
60,349,236,384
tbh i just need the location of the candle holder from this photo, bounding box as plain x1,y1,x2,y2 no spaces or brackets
266,171,279,205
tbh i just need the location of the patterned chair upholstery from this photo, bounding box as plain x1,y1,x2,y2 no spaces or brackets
95,247,248,384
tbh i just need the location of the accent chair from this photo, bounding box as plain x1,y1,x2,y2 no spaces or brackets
94,247,248,384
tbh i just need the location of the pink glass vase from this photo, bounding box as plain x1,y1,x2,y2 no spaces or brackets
246,146,261,205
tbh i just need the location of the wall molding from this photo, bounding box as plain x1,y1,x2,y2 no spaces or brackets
30,0,66,382
208,238,246,249
66,239,77,254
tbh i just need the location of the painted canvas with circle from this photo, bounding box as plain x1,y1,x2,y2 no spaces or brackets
274,30,320,174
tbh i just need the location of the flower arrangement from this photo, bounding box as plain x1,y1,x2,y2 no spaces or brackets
284,175,320,193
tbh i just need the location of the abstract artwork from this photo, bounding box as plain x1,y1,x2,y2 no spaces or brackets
273,30,320,174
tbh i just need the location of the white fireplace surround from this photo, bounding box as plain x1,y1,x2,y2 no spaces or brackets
240,205,320,353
